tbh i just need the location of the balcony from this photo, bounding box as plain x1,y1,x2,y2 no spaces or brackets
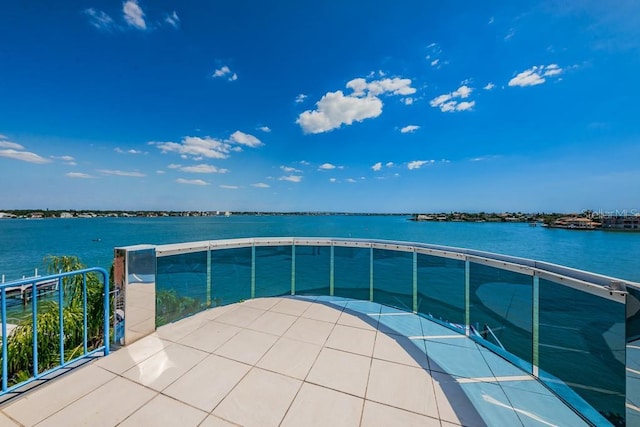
1,237,638,426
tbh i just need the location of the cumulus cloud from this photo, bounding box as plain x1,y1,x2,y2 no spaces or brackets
180,164,229,174
295,94,307,103
402,97,414,105
177,178,208,186
123,0,146,30
279,175,302,183
318,163,336,170
213,65,237,81
219,185,239,190
115,147,143,154
346,178,357,183
0,148,51,164
297,76,415,134
280,166,301,173
430,84,475,113
66,172,94,179
229,131,263,147
400,125,420,133
484,83,496,90
329,178,337,183
98,169,145,177
386,162,394,168
84,8,116,30
165,11,179,28
371,162,383,172
258,126,271,132
407,160,434,170
251,182,270,188
509,64,563,87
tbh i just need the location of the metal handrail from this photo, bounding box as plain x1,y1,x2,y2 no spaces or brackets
0,267,110,395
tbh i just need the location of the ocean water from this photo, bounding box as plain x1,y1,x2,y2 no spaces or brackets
0,215,638,282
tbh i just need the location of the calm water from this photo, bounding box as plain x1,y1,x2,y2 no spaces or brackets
0,215,638,282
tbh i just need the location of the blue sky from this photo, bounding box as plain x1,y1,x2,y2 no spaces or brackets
1,1,639,213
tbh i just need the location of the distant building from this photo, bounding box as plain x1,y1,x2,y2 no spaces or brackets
550,216,599,230
0,212,16,219
602,215,640,231
59,212,74,218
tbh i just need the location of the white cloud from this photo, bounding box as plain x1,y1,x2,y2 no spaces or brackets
402,97,414,105
509,65,563,87
229,131,263,147
407,160,434,170
279,175,302,183
168,163,181,169
280,165,301,173
165,11,179,28
371,162,382,172
98,169,145,177
219,185,239,190
66,172,94,179
299,160,310,166
386,162,394,168
51,155,76,165
212,65,237,81
123,0,146,30
0,149,51,164
180,164,229,174
430,84,475,113
295,94,307,103
297,90,382,134
115,147,143,154
258,126,271,132
400,125,420,134
84,8,115,30
251,182,270,188
176,178,208,186
484,83,496,90
154,136,232,159
431,59,440,67
329,178,337,183
156,170,165,174
318,163,336,170
297,76,415,134
0,140,24,150
346,178,357,183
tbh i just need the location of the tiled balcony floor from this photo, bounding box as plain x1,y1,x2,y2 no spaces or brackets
0,296,589,426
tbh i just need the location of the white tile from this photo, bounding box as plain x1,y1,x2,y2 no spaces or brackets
283,317,334,345
214,306,265,328
247,310,297,336
163,354,251,412
95,334,170,374
36,376,156,427
430,371,486,427
256,337,322,380
280,383,363,427
3,364,115,426
199,415,241,427
361,400,441,427
270,298,312,316
200,304,238,321
122,343,207,391
366,358,438,417
0,412,19,427
177,320,241,353
213,368,301,427
337,311,378,331
301,303,343,323
155,312,212,342
306,348,370,397
214,329,278,365
240,297,282,310
373,331,429,369
326,324,376,356
119,394,207,426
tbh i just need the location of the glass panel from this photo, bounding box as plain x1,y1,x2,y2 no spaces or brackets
417,254,465,326
372,249,413,311
255,245,292,298
211,247,252,306
539,278,625,426
125,248,156,343
334,246,370,301
469,263,533,370
294,245,330,296
156,251,207,326
628,287,640,426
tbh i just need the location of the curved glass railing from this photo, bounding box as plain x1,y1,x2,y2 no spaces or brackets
115,238,639,427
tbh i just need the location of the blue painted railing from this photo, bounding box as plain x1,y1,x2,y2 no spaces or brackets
0,267,110,395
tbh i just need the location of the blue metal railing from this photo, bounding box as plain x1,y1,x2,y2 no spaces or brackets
0,267,109,395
